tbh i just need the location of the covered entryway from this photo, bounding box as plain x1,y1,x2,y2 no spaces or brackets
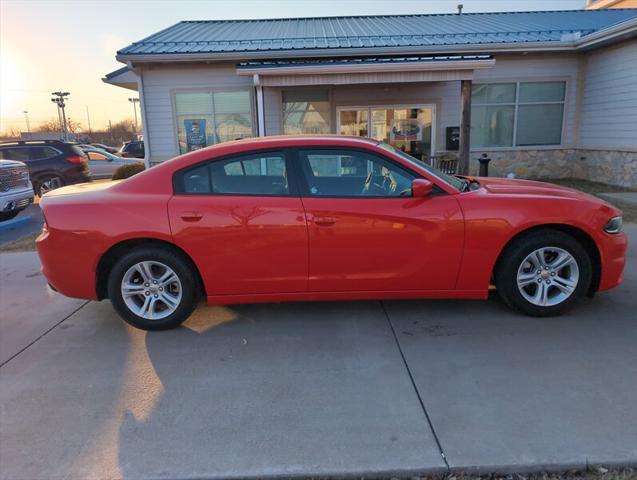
237,54,496,174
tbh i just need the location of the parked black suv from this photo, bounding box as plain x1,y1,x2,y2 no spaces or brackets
119,140,144,159
0,141,91,196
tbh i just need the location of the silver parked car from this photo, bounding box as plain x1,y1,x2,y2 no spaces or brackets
0,159,34,221
80,146,144,180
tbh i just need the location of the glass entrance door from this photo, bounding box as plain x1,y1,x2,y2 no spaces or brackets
338,106,434,160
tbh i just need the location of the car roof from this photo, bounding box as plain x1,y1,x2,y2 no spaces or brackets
216,135,379,148
0,140,73,149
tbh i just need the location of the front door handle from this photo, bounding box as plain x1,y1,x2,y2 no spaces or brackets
180,211,203,222
314,216,336,226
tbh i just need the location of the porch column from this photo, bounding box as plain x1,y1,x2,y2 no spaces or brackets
254,74,266,136
458,79,472,175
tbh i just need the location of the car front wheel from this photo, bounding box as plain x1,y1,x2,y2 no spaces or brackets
495,230,593,316
107,247,200,330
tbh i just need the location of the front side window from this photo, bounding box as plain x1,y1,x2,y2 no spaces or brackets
175,90,254,154
180,151,288,196
298,149,415,197
471,81,566,147
282,90,330,135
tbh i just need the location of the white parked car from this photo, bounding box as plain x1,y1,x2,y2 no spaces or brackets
0,159,34,221
80,146,144,180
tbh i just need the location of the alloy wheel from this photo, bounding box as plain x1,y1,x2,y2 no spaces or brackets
39,177,63,196
516,247,579,307
121,261,183,320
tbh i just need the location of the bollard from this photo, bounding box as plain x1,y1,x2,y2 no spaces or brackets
478,153,491,177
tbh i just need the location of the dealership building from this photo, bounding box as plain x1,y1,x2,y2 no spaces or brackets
104,9,637,186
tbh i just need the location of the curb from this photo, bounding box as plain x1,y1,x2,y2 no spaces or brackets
0,213,33,233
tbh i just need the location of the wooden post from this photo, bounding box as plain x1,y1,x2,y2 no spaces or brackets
458,79,472,175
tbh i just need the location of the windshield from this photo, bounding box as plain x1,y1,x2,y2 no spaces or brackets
377,142,465,191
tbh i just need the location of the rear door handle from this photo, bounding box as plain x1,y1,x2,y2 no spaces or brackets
314,216,336,226
180,211,203,222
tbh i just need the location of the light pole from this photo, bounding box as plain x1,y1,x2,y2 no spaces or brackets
23,111,30,133
51,91,70,141
128,97,140,134
85,105,92,134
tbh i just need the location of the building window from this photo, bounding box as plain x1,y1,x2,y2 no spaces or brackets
282,90,330,135
471,81,565,148
175,90,253,154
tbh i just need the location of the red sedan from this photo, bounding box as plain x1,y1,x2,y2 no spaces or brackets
36,136,627,330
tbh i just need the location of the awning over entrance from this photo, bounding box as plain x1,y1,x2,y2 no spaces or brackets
236,54,495,86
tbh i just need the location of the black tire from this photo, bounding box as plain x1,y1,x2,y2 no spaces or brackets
107,247,200,330
0,210,20,222
34,174,64,197
495,230,593,317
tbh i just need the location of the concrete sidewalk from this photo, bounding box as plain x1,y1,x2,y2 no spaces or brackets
0,226,636,479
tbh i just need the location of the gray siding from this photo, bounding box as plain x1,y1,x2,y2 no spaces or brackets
579,40,637,150
142,63,253,161
138,50,634,162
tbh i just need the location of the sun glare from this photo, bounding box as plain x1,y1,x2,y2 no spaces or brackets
0,50,25,120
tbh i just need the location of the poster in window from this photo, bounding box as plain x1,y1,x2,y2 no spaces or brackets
184,119,207,151
390,119,423,142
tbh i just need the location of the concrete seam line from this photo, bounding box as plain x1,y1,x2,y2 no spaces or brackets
0,301,90,369
380,300,450,471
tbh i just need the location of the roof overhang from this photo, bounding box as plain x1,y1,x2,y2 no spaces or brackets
236,55,495,76
102,66,138,90
236,55,494,86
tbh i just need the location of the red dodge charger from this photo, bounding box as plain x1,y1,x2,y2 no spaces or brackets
36,136,627,330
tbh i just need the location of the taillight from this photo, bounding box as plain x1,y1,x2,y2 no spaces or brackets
66,155,85,164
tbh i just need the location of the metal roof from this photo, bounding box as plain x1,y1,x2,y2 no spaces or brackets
118,9,637,56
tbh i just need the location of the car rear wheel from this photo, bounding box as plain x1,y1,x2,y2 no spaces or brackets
35,175,64,197
495,230,592,317
107,247,199,330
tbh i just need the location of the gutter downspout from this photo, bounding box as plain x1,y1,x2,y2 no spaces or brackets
128,61,151,169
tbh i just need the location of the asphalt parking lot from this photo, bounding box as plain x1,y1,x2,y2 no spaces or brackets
0,225,635,480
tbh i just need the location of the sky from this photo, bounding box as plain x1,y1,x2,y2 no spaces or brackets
1,0,586,134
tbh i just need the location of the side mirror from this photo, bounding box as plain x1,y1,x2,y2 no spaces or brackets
411,178,434,197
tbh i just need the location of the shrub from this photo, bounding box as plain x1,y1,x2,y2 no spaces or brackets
112,163,145,180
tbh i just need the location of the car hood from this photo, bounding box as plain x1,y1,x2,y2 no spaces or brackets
0,159,27,168
476,177,603,203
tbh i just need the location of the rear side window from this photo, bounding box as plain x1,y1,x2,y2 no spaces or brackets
179,151,289,196
29,147,60,160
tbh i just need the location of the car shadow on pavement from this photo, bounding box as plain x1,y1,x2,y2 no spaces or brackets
114,301,447,479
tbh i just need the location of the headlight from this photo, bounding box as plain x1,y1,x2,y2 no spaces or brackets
604,216,623,234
